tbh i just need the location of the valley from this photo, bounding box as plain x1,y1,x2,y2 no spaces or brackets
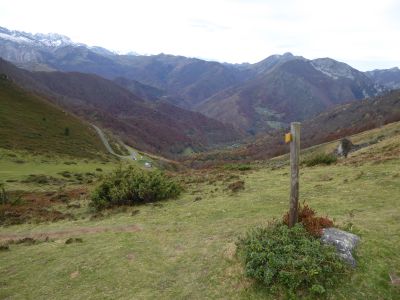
1,24,400,299
1,26,397,135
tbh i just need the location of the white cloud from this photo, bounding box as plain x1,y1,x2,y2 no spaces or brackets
0,0,399,70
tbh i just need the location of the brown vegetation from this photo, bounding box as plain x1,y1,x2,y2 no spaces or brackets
227,180,245,193
0,188,87,226
283,202,334,237
183,90,400,167
0,58,242,158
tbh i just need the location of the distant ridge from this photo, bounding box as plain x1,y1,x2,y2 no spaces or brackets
1,26,399,135
183,89,400,166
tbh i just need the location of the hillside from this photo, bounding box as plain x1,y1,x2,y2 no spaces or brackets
113,54,251,108
185,89,400,166
0,120,399,299
3,27,399,135
0,58,242,157
0,27,249,108
366,67,400,90
113,77,167,103
198,57,382,133
1,26,399,156
0,76,106,158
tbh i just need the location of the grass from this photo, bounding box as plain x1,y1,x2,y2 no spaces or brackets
0,123,400,299
0,148,118,191
303,152,337,167
0,79,107,159
0,147,159,191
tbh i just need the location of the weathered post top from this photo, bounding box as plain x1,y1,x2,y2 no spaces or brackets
288,122,300,228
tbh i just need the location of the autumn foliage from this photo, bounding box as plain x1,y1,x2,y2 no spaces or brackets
283,202,334,237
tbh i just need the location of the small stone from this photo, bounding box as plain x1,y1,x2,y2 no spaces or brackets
389,273,400,286
321,227,360,267
70,271,79,279
126,253,135,261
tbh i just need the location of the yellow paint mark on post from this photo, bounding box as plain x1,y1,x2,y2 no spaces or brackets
285,133,292,143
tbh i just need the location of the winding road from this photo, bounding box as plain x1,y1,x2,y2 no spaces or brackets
92,124,138,160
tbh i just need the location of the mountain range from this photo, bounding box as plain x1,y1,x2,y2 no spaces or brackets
183,88,400,167
1,26,400,158
0,58,242,157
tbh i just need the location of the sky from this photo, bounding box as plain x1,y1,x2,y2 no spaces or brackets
0,0,399,71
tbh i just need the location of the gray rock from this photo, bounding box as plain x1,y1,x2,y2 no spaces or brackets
321,228,360,267
337,138,353,158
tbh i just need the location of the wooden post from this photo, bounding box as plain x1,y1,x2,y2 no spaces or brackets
288,122,300,228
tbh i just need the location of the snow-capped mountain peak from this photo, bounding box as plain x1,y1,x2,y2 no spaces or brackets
0,26,76,48
33,32,73,47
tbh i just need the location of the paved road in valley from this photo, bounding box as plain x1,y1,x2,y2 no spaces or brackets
92,124,137,160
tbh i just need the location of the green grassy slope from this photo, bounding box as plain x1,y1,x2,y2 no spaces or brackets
0,78,106,158
0,122,399,299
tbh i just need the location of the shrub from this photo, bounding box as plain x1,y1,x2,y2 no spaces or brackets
0,183,22,205
58,171,72,178
223,163,252,171
227,180,245,192
237,223,348,297
283,202,334,237
91,166,181,209
0,183,8,205
303,153,337,167
22,174,64,185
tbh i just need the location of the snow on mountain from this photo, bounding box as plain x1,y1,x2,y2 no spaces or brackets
311,58,356,80
0,26,76,48
0,32,34,44
365,67,400,90
33,32,74,47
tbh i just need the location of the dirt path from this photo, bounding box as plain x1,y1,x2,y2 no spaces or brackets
0,224,142,242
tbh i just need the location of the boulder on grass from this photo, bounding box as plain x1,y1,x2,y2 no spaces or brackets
337,138,353,158
321,228,360,267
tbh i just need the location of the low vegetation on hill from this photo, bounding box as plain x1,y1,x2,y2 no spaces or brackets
91,166,181,209
183,90,400,167
1,25,399,299
0,58,243,158
0,78,106,158
0,121,399,299
238,223,347,297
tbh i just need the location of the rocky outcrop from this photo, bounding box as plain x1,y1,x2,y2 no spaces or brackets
321,228,360,267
